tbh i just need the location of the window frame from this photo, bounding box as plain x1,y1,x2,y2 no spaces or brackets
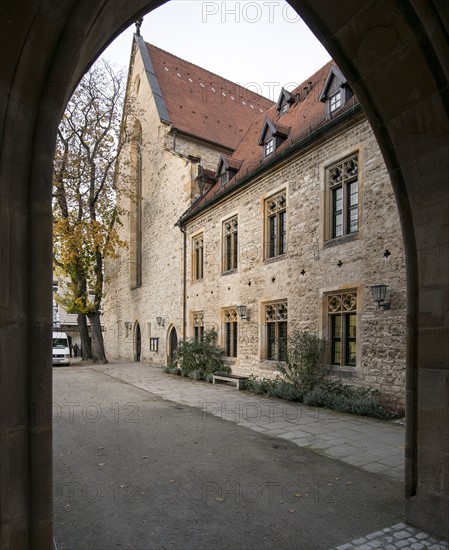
264,190,287,260
192,311,204,342
192,233,204,281
326,154,359,241
264,137,274,157
327,291,357,368
223,307,238,358
222,216,238,273
264,301,288,361
329,89,342,113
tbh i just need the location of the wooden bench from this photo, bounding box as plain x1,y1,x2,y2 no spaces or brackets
212,373,248,390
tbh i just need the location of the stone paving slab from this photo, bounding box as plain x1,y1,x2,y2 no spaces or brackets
68,362,449,549
86,362,406,482
332,523,449,550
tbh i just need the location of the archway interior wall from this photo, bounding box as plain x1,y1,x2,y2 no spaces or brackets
0,0,448,545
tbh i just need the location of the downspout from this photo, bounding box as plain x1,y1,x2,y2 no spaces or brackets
175,220,187,341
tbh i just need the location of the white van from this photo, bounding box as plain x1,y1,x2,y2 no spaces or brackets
52,331,71,366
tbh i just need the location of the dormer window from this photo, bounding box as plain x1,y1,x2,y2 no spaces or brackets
329,90,342,113
319,65,354,116
216,155,242,186
265,138,274,156
259,118,290,158
276,88,294,117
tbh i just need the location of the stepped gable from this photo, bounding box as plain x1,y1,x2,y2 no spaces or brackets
146,43,274,151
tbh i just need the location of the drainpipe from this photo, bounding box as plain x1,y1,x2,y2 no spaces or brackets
175,220,187,341
172,128,177,153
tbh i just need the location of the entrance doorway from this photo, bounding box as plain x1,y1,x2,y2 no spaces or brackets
168,327,178,365
135,323,141,362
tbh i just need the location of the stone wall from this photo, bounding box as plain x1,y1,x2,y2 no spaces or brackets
105,48,407,407
104,47,227,366
184,115,407,405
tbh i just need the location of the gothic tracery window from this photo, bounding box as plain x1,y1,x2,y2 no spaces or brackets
265,301,288,361
328,292,357,367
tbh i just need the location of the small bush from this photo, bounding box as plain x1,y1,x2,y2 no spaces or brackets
171,329,229,380
269,380,303,402
164,365,181,376
303,386,398,420
246,376,276,395
277,330,328,394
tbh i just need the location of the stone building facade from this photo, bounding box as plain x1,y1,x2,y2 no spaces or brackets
105,35,407,405
104,35,273,364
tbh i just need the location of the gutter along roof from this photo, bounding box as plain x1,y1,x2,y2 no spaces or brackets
178,62,362,225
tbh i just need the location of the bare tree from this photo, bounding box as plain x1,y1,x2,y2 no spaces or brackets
53,59,128,363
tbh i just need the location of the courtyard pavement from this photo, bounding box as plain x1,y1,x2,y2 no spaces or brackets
97,362,405,482
53,362,449,550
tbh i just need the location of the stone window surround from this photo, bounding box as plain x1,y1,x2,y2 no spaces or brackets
260,299,288,362
191,231,205,282
321,145,364,247
192,310,204,341
320,284,363,375
129,119,143,290
222,307,238,359
264,189,287,261
221,214,239,274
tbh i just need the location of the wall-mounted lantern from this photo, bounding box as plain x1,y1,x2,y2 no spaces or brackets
237,305,249,321
156,317,165,327
370,284,390,310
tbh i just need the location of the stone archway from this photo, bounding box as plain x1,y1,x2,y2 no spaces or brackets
0,1,448,546
167,326,178,365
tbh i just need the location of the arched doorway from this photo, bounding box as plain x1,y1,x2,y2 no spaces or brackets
134,322,141,362
1,1,448,545
168,326,178,365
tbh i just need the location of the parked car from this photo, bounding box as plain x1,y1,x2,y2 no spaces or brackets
52,331,70,366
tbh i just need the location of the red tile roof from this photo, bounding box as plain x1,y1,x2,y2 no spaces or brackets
180,61,361,221
146,43,274,151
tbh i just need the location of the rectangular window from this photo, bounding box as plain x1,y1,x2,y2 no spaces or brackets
192,234,204,280
222,216,238,273
265,191,287,259
327,154,359,240
328,292,357,367
265,138,274,156
223,308,238,357
193,312,204,342
329,90,341,113
265,302,288,361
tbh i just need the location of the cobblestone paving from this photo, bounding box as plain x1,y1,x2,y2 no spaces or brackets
332,523,449,549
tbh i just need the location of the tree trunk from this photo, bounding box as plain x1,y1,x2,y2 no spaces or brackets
87,311,108,364
77,313,92,360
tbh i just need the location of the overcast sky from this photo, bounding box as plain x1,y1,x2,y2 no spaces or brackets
102,0,331,101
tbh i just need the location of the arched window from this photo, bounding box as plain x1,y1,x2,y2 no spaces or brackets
129,120,142,289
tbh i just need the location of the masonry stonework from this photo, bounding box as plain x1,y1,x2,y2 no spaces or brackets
183,115,406,405
105,38,407,408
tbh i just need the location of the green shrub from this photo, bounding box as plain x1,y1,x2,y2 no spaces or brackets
303,385,398,419
246,375,276,395
277,329,328,394
164,365,181,376
171,329,229,379
269,380,303,402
